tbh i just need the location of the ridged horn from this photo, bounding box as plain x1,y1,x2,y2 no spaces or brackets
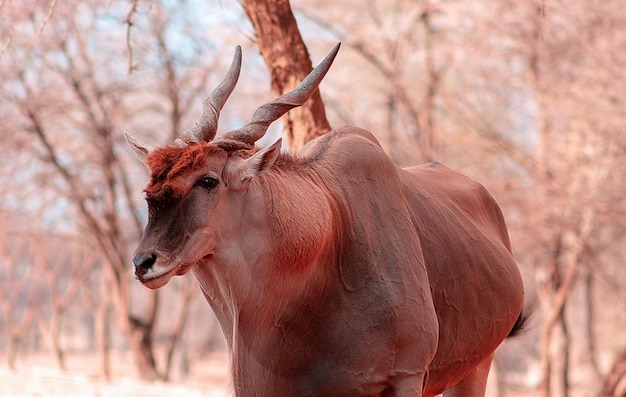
180,45,242,143
216,42,340,148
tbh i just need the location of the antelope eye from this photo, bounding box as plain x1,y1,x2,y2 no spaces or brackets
198,176,219,189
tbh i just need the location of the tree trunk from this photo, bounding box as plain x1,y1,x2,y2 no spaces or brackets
6,336,18,370
51,331,66,371
3,304,35,371
241,0,332,152
128,316,160,380
127,288,161,380
95,302,111,379
421,4,441,161
36,310,66,371
602,348,626,397
558,308,570,397
494,352,509,397
536,232,579,397
163,277,195,381
580,265,601,380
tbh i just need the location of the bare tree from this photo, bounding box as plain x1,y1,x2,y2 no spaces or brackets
0,232,36,370
32,238,93,371
241,0,332,151
80,257,113,378
438,1,626,395
162,276,197,381
0,0,241,380
294,0,449,163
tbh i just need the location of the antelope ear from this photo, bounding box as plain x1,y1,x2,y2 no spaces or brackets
227,138,282,189
124,131,153,168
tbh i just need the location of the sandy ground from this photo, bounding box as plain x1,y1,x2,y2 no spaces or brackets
0,351,230,396
0,350,537,396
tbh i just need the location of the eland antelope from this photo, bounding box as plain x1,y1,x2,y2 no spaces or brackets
126,43,526,396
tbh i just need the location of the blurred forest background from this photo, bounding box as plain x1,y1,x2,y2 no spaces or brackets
1,0,625,396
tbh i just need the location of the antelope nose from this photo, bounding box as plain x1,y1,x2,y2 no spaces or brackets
133,254,157,277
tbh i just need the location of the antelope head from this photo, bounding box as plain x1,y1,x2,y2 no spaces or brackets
125,44,340,289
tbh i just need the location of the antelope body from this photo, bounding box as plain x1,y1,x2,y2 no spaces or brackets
127,44,525,396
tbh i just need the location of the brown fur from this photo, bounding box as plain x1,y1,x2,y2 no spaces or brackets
131,128,525,397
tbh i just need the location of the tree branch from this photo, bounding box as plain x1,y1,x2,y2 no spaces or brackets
124,0,140,74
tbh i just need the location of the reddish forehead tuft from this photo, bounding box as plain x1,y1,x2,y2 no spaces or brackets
144,143,226,203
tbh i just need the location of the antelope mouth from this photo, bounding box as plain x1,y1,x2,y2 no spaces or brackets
140,262,195,290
